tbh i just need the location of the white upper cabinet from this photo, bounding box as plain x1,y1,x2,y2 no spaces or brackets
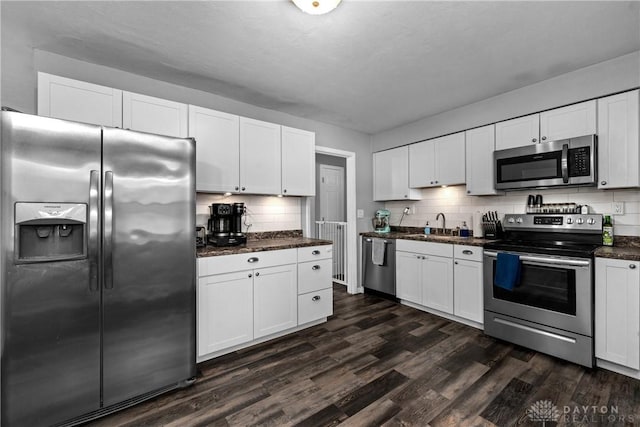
188,105,240,193
597,90,640,189
281,126,315,196
409,132,465,187
495,114,540,150
495,100,596,151
122,91,188,137
373,146,421,201
240,117,282,195
539,100,596,142
37,72,123,127
465,124,498,195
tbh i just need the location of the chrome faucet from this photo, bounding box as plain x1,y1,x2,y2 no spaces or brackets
436,212,446,235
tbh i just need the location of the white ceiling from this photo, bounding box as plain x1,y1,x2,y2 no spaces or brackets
3,1,639,134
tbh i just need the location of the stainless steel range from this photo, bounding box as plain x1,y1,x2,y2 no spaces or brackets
483,213,603,367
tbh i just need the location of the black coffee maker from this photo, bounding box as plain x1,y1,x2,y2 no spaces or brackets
207,203,247,247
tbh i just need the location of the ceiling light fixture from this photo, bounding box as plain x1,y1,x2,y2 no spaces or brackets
292,0,342,15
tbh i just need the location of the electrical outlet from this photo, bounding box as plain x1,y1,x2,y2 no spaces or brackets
613,202,624,215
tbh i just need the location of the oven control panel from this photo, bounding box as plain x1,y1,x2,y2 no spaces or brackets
503,214,603,232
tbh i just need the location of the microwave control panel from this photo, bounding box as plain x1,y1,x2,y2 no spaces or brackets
568,147,591,177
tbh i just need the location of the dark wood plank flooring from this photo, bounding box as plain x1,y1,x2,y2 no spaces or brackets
88,284,640,426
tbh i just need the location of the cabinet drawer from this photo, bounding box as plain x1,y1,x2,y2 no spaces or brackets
298,259,332,294
454,245,483,262
198,248,297,277
298,288,333,325
298,245,332,263
397,240,453,257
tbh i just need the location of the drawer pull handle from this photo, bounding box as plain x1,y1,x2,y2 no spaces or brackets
247,257,259,263
312,250,321,255
312,295,321,301
462,250,473,255
312,265,321,270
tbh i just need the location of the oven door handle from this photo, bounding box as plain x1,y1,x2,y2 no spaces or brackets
484,251,591,267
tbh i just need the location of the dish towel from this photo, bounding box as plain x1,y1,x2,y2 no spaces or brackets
372,239,386,266
494,252,521,291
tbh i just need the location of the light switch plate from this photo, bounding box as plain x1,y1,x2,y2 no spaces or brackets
613,202,624,215
357,209,364,218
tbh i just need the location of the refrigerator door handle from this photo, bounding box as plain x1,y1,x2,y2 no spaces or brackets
104,171,114,290
89,170,100,292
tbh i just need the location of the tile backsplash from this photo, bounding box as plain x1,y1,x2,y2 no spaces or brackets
196,193,301,233
385,186,640,236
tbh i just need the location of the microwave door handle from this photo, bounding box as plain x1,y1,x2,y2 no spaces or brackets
561,143,569,183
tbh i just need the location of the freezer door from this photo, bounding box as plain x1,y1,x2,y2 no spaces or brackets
101,128,196,406
1,112,102,426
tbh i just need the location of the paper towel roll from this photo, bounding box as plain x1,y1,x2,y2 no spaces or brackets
473,211,483,238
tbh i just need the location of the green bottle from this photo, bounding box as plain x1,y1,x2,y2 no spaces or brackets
602,215,614,246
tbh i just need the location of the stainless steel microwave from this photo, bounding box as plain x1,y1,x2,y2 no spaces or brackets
494,135,597,190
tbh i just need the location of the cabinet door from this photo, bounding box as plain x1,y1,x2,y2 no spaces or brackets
197,271,253,356
495,114,540,150
408,140,436,187
597,90,640,189
453,259,483,323
423,255,453,314
595,258,640,369
465,125,498,195
396,251,422,304
540,100,596,142
254,264,298,338
123,92,188,137
37,72,123,127
188,105,240,193
434,132,465,186
240,117,282,195
281,126,315,196
374,146,420,201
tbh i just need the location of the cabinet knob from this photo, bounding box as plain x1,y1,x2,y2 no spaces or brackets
404,195,408,198
248,273,253,278
541,136,547,141
454,261,458,265
467,190,471,194
532,138,537,143
235,186,239,191
312,250,321,255
430,181,434,185
242,187,246,191
284,189,287,193
312,265,321,270
312,295,321,301
247,257,259,263
255,272,260,276
435,181,439,184
601,181,607,186
631,265,637,269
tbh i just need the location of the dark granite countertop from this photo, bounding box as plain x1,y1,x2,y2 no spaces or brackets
360,229,496,247
594,237,640,261
197,236,332,258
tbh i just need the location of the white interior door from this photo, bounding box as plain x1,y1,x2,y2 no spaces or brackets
319,164,345,222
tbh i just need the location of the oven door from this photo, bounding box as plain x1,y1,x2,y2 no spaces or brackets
483,250,592,336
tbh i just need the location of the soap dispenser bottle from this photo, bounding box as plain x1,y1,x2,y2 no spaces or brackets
460,221,470,238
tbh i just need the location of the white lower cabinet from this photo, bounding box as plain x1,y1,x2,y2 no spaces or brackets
397,241,483,327
197,245,332,361
254,264,298,339
396,241,454,315
197,271,253,356
595,257,640,370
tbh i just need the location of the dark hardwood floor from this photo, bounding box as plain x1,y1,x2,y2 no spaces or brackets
89,284,640,426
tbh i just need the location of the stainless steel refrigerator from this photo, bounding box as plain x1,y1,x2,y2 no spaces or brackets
0,111,196,426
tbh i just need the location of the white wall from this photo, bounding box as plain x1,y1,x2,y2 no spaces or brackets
386,186,640,237
373,51,640,151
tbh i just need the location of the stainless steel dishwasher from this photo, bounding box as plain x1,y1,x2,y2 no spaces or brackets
362,237,396,298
